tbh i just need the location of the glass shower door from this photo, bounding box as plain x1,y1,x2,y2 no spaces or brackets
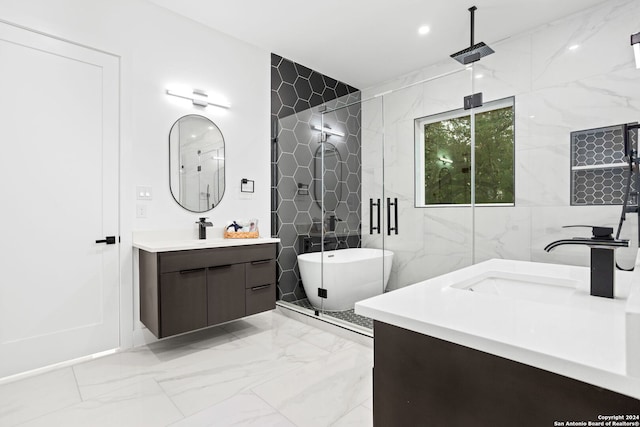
316,93,381,330
382,67,475,292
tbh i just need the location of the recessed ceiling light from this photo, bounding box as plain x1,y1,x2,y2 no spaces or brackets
418,25,430,35
475,74,484,79
568,44,580,51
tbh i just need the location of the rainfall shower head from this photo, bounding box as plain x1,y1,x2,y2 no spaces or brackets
450,6,494,65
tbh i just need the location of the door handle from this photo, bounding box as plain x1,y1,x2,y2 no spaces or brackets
387,197,398,235
370,198,380,234
95,236,116,244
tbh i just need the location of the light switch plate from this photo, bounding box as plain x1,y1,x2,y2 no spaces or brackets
136,186,152,200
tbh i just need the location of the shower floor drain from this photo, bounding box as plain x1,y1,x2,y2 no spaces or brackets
289,298,374,330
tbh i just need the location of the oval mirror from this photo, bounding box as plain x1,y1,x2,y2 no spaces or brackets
313,142,344,212
169,114,225,212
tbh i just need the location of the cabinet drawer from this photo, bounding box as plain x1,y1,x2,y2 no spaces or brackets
159,243,277,273
245,283,276,316
246,259,276,288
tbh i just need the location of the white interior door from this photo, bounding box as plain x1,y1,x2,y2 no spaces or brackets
0,22,120,378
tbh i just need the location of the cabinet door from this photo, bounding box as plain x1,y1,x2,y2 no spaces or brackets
207,264,245,325
160,269,207,337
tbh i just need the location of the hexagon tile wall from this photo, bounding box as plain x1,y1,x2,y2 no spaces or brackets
271,53,361,302
571,124,638,206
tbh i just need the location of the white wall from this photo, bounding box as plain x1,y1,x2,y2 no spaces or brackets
0,0,270,347
362,0,640,290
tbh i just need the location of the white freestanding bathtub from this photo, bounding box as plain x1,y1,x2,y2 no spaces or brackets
297,248,394,311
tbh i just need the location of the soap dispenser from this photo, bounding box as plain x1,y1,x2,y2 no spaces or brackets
196,217,213,239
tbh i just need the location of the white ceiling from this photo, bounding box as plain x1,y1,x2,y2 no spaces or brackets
147,0,612,89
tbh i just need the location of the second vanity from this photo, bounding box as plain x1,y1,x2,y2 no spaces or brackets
356,256,640,425
134,236,280,338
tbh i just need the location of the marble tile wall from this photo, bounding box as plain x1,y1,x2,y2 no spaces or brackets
271,54,362,301
361,0,640,289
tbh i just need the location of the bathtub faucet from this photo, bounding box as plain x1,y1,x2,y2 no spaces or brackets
302,236,346,252
544,225,628,298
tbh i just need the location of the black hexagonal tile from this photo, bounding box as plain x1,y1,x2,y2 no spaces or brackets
278,59,298,84
278,269,299,294
278,223,298,247
278,105,295,119
293,121,313,146
278,152,297,177
309,72,325,94
324,191,338,211
294,62,313,79
293,145,313,169
278,200,297,224
278,176,297,200
278,128,297,154
309,93,324,108
278,82,298,109
294,195,313,213
290,100,307,114
294,78,313,101
322,86,337,101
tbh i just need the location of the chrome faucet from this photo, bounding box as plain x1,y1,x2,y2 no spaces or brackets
196,217,213,240
544,225,629,298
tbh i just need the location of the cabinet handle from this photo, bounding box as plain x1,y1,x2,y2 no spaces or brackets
179,268,205,274
208,264,232,270
251,259,272,265
251,284,271,291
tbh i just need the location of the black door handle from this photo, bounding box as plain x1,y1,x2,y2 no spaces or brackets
370,198,380,234
96,236,116,244
387,198,398,235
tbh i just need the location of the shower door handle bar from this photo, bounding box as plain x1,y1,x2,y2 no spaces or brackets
387,197,398,235
369,198,380,234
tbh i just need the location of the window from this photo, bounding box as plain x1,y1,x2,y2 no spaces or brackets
415,97,515,207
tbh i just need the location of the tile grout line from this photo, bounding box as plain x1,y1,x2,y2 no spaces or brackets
248,389,301,427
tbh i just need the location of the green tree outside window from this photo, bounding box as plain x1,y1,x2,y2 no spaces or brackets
419,100,514,206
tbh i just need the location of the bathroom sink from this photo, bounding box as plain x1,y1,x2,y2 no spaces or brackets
450,271,580,304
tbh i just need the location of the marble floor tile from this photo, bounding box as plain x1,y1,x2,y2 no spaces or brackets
169,391,296,427
157,336,329,417
20,379,183,427
0,367,81,426
73,325,241,400
361,397,373,410
252,344,373,427
1,310,375,427
331,404,373,427
296,325,358,354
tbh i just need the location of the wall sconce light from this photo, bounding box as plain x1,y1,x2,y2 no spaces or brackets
632,32,640,69
439,156,453,164
310,125,345,138
166,88,231,109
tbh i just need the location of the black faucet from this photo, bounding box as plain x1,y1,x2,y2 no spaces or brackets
196,217,213,240
327,214,343,232
544,225,629,298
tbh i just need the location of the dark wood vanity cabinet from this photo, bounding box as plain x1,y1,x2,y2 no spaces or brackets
139,243,276,338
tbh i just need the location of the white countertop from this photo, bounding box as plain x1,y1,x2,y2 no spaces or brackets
355,255,640,399
132,229,279,252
